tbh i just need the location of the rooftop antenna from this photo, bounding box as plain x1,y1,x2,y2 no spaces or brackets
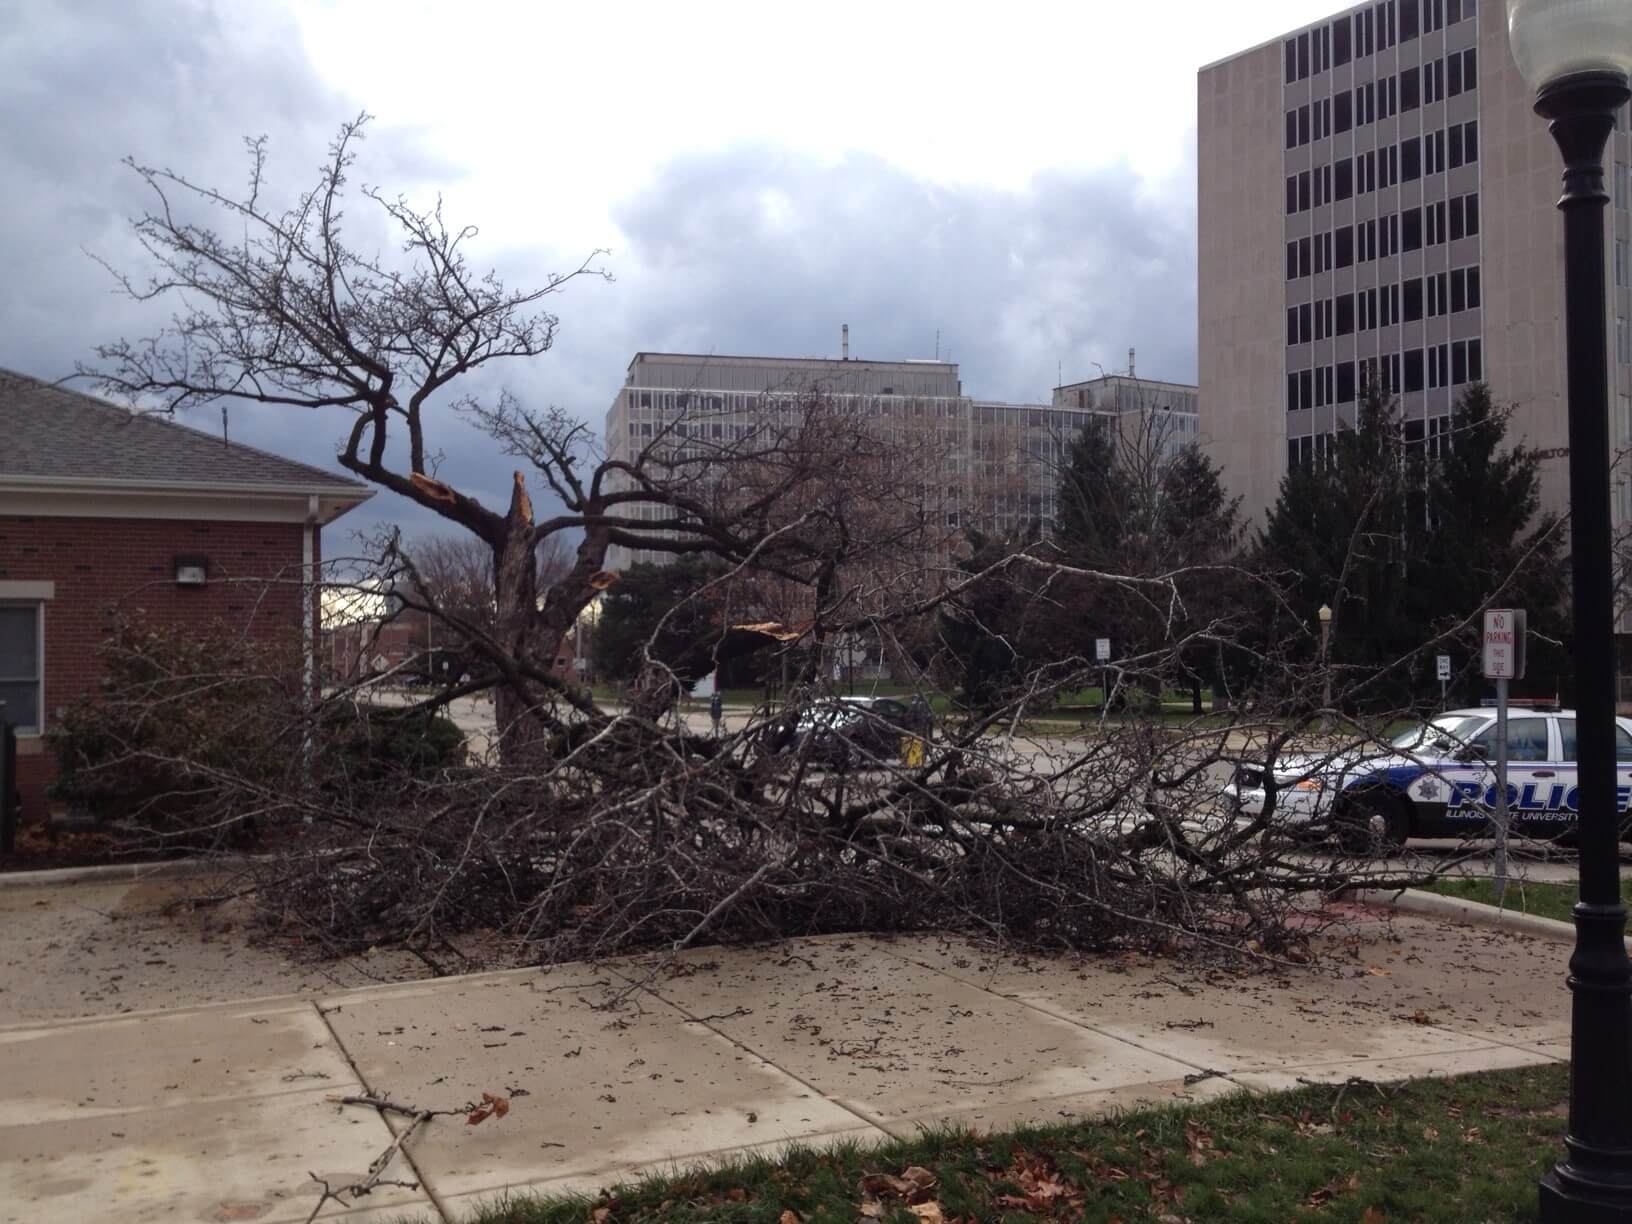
842,323,849,361
935,329,940,361
1128,347,1136,379
221,403,229,448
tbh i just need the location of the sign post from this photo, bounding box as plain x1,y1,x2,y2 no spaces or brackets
1482,610,1527,903
1095,638,1111,710
1436,654,1451,706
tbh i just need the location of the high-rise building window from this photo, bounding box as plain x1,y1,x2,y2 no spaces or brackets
1337,361,1357,403
1426,129,1446,176
1336,158,1354,200
1300,302,1314,342
1400,0,1419,39
1400,66,1421,111
1336,224,1355,267
1285,38,1297,84
1619,317,1631,366
1337,293,1356,335
1298,30,1310,78
1617,239,1629,289
1300,236,1312,276
1402,206,1423,251
1402,137,1422,181
1336,91,1354,133
1404,277,1425,322
1449,192,1480,239
1428,271,1449,316
1449,47,1476,95
1286,241,1299,280
1333,18,1351,66
1425,57,1445,105
1426,200,1448,245
1299,170,1312,211
1405,349,1425,391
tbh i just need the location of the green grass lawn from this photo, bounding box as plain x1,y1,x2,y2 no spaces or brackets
463,1065,1568,1223
1423,876,1632,924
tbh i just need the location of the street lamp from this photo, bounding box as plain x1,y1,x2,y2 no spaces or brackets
1317,603,1333,716
1507,2,1632,1217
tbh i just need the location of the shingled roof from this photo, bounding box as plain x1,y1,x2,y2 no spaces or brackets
0,369,371,494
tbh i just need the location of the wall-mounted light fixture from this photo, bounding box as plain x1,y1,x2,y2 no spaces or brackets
174,556,208,587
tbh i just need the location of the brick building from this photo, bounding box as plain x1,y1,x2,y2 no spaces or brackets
0,370,371,820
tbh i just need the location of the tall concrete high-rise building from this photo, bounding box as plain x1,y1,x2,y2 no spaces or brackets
602,351,1199,569
1199,0,1632,527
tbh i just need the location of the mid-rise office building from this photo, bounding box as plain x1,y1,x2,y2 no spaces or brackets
1199,0,1632,526
602,349,1199,568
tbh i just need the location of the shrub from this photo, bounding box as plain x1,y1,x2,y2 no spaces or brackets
50,615,466,838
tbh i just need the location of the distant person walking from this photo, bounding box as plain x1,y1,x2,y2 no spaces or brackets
710,690,724,736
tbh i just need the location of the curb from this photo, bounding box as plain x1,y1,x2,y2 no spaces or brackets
1350,886,1627,947
0,856,256,889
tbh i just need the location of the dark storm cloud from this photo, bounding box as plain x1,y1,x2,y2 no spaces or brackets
595,148,1197,402
0,3,1199,549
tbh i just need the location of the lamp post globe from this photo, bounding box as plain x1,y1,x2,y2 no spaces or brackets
1508,2,1632,1218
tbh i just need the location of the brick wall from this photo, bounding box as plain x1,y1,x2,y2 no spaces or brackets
0,515,319,820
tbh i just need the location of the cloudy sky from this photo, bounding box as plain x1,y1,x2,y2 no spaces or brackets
0,0,1331,546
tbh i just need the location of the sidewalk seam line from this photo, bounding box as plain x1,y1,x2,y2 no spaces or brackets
604,966,897,1138
309,998,453,1224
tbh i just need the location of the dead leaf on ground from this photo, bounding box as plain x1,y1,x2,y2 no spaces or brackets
909,1204,944,1224
1362,1208,1386,1224
466,1091,510,1125
779,1211,801,1224
1423,1125,1440,1140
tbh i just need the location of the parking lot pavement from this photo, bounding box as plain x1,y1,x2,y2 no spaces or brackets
0,910,1578,1221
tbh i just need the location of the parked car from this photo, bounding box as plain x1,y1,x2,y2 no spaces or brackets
1221,706,1632,851
775,696,921,768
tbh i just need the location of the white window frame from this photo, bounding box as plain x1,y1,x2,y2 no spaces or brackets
0,600,43,736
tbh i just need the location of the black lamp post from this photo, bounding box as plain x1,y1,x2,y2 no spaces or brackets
1508,2,1632,1218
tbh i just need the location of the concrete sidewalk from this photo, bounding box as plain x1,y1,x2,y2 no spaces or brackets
0,909,1572,1223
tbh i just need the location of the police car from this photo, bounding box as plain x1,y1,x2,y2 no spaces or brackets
1223,707,1632,850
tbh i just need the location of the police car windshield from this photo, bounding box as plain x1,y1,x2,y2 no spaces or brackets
1389,715,1486,753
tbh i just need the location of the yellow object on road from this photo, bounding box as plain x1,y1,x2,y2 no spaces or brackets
901,735,925,767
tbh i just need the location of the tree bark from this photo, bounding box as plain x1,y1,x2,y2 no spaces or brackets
493,472,543,761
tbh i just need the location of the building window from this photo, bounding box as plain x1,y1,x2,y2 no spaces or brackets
1299,104,1312,145
1404,277,1425,322
1400,65,1420,111
1336,91,1354,133
1449,192,1480,239
1426,199,1448,245
1285,38,1298,83
1426,129,1446,176
1335,157,1354,200
1298,30,1311,79
1336,224,1355,267
1449,47,1476,95
1428,271,1449,316
1620,317,1632,366
1337,292,1356,335
0,603,41,735
1333,17,1351,65
1425,57,1445,105
1401,0,1419,39
1402,137,1422,181
1286,241,1299,280
1402,205,1423,251
1405,348,1425,392
1618,239,1629,288
1300,170,1312,211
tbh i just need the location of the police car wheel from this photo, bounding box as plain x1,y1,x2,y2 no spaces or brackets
1336,795,1408,855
